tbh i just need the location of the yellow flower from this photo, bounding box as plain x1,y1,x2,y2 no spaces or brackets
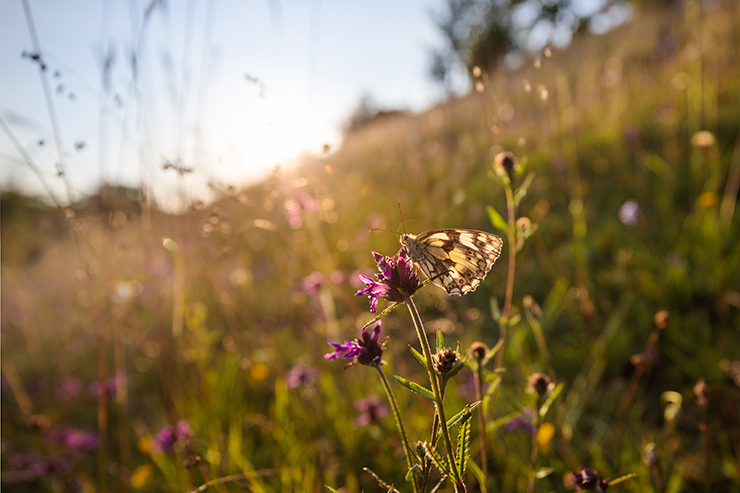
537,422,556,453
130,464,154,488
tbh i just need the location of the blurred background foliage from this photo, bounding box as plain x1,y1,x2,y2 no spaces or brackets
2,1,740,492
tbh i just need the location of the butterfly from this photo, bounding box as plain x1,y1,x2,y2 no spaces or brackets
401,229,503,297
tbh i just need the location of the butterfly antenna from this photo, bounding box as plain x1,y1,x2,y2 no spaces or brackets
368,228,402,236
397,203,407,234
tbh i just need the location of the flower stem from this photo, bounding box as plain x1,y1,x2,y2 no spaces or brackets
527,402,540,493
405,295,465,492
475,360,488,491
374,363,419,493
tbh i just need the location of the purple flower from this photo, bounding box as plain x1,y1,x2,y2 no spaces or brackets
284,364,320,389
354,396,389,427
324,321,387,367
152,419,192,455
301,271,326,296
46,427,100,452
356,246,420,312
619,199,639,226
504,408,535,433
88,377,117,398
6,452,72,482
571,468,609,492
56,377,83,401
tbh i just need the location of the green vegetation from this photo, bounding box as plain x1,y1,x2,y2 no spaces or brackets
2,3,740,492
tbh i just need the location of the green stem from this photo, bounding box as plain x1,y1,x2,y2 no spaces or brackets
374,363,419,493
528,401,540,493
475,361,488,492
405,296,465,492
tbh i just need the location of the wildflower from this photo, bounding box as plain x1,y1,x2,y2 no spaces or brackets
183,455,201,469
619,200,639,226
469,341,488,361
493,151,520,182
693,378,708,407
504,408,534,433
527,372,554,398
568,468,609,491
56,377,83,400
88,377,117,398
324,321,388,367
301,271,325,296
653,310,670,329
151,419,192,455
354,396,389,427
284,364,320,389
355,247,420,312
46,427,100,452
433,348,459,377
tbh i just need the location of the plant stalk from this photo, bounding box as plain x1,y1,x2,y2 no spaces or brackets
374,363,419,493
405,295,465,492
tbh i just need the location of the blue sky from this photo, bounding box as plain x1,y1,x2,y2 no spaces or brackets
0,0,453,206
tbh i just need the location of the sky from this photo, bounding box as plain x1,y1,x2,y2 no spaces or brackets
0,0,453,207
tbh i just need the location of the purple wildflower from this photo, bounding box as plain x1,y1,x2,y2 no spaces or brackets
6,452,72,482
284,364,320,389
355,246,420,312
152,419,192,455
570,468,609,492
88,377,117,398
56,377,83,400
301,271,326,296
324,321,388,367
46,427,100,452
619,199,639,226
504,408,535,433
353,396,389,427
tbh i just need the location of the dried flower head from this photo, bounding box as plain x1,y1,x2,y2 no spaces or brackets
433,348,459,376
324,321,388,367
469,342,488,361
527,372,554,398
356,247,420,312
653,310,669,329
693,378,708,407
493,151,520,181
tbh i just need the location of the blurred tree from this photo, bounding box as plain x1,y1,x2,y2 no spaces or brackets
428,0,674,87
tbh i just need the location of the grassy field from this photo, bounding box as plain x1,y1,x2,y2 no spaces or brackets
2,2,740,492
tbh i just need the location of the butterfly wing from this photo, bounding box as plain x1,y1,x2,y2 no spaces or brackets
411,229,503,297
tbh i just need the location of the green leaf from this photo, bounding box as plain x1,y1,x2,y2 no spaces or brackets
539,382,564,417
437,330,444,351
394,375,434,400
408,345,427,367
513,172,535,207
455,406,473,477
446,401,480,429
489,296,502,321
486,205,508,233
482,338,504,367
445,357,468,381
609,473,639,486
324,486,340,493
405,464,422,482
422,442,452,477
467,460,487,493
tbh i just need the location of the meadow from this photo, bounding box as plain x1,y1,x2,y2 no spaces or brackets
2,2,740,492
